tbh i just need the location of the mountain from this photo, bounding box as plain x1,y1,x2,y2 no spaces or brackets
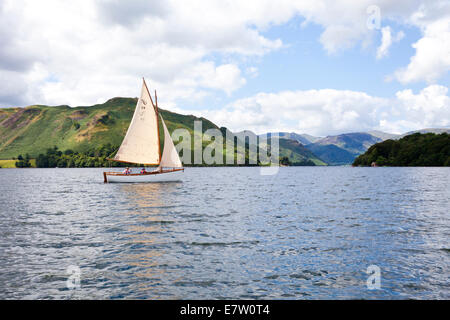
305,144,356,166
366,128,450,141
353,132,450,166
367,130,399,141
0,98,324,165
0,97,217,159
3,98,445,167
303,132,382,165
259,132,322,145
233,131,326,165
399,128,450,138
311,132,382,154
234,130,258,142
277,138,326,165
306,129,450,165
261,130,401,165
299,133,322,144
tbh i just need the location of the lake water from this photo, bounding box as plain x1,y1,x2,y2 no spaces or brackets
0,167,449,299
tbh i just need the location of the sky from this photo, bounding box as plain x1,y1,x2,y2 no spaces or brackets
0,0,449,136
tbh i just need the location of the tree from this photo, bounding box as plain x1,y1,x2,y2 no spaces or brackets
15,154,31,168
375,156,387,166
36,154,48,167
280,156,291,166
353,133,450,167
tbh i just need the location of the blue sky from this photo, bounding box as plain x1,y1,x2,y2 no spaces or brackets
0,1,449,135
196,18,440,110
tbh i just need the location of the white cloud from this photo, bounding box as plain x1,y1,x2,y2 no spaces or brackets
290,1,450,82
391,85,450,130
394,18,450,83
199,89,389,135
0,0,289,107
97,0,169,27
192,85,450,135
376,26,404,59
292,1,419,54
195,63,246,95
0,0,449,134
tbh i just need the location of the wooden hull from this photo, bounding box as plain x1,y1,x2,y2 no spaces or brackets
104,169,183,183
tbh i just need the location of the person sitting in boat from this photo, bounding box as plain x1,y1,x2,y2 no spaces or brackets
123,167,131,175
140,168,147,174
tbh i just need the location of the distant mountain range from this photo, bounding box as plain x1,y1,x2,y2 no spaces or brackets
0,98,324,165
0,97,448,166
261,128,450,165
258,132,321,145
232,130,325,165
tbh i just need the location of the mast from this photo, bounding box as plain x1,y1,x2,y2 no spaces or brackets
155,89,162,165
142,78,161,165
142,77,155,107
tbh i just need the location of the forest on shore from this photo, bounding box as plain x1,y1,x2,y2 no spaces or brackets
353,133,450,167
13,144,315,168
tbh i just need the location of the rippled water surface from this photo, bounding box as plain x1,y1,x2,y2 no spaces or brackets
0,167,449,299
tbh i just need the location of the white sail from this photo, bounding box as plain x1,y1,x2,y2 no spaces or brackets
113,80,160,165
159,115,183,168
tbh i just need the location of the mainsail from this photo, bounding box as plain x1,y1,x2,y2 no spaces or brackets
112,80,160,165
111,78,183,169
103,78,184,183
159,115,183,168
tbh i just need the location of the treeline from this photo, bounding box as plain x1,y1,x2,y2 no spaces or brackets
25,144,313,168
15,154,32,168
34,144,129,168
353,133,450,167
280,156,316,166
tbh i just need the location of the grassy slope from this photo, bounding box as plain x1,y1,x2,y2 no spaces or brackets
305,144,356,165
0,98,217,158
277,138,326,165
0,97,325,165
0,159,36,168
0,159,17,168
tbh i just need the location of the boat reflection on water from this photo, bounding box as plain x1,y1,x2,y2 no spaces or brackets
119,181,181,210
117,182,183,298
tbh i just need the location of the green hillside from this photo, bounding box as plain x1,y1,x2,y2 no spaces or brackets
305,143,356,165
277,138,326,165
305,132,382,165
353,133,450,166
0,98,219,159
0,98,324,166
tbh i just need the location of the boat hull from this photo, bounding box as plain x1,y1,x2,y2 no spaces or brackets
104,169,183,183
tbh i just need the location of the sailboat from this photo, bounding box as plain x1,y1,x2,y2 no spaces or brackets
103,78,184,183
